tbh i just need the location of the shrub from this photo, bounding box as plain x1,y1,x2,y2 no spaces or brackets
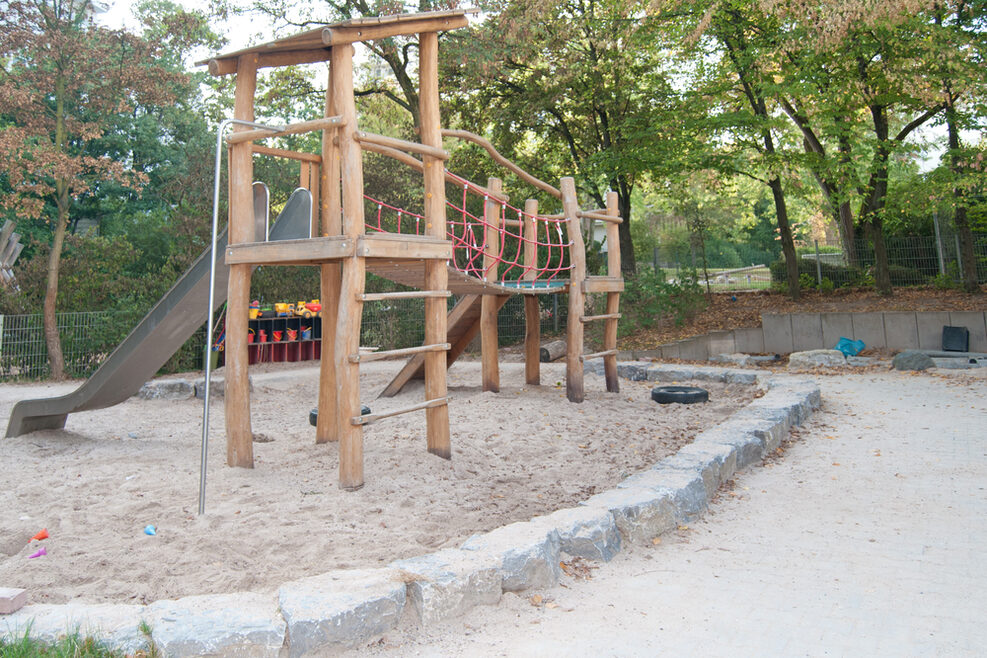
616,267,706,337
769,259,865,287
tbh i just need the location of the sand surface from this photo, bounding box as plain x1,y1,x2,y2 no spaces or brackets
0,360,755,605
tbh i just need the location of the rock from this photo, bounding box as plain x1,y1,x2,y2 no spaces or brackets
709,353,752,367
0,604,148,654
278,569,405,656
532,506,622,562
390,549,501,626
580,487,677,545
892,351,936,371
0,587,27,614
460,520,561,592
147,592,285,657
693,426,764,470
846,356,876,367
138,379,193,400
194,375,253,399
669,442,738,495
788,349,847,369
616,466,709,521
615,362,650,381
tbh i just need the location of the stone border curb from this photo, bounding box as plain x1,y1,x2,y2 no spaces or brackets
2,363,820,656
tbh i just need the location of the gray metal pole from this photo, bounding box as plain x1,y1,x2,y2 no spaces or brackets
955,235,963,274
932,211,946,276
200,117,284,516
814,240,823,285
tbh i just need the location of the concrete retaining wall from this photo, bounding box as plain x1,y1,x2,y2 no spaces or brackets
655,310,987,358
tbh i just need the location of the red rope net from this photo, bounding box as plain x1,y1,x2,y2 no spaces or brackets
363,172,572,286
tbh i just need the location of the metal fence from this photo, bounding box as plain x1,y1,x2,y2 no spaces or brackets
656,231,987,292
0,296,570,382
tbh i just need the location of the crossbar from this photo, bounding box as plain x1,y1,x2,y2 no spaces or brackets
355,131,448,160
226,116,344,145
580,349,618,361
348,342,450,363
578,210,623,224
360,290,452,301
580,313,622,323
351,397,449,426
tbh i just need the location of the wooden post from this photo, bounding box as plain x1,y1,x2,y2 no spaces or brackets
560,177,586,403
317,61,342,445
481,177,502,392
419,31,451,459
331,43,367,489
603,190,621,393
523,198,540,386
225,54,259,467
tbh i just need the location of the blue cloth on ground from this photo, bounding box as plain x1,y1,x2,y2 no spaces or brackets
834,337,865,357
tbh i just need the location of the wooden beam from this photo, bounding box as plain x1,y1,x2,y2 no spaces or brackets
226,116,344,145
352,397,449,426
523,198,540,386
252,144,322,163
581,349,618,361
358,234,451,260
355,131,448,160
603,190,621,393
580,313,622,322
561,177,586,403
332,43,368,490
323,14,468,46
349,342,449,363
582,277,625,293
442,129,561,199
481,177,503,393
207,48,332,76
224,236,354,265
420,30,451,461
226,54,259,468
317,66,341,445
577,209,623,224
360,290,451,301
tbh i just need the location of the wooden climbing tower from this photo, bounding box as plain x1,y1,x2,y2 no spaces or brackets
204,10,624,490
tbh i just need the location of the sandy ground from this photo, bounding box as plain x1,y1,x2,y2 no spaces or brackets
0,360,755,605
347,368,987,657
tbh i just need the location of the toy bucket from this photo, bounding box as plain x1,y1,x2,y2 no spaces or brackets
287,329,298,341
258,329,267,343
272,330,283,342
249,308,259,320
247,329,255,344
301,327,311,340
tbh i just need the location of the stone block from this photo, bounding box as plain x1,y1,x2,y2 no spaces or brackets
949,311,987,353
147,593,285,658
893,350,935,371
693,426,764,470
533,506,622,562
0,604,148,654
719,415,785,453
761,314,795,354
390,549,501,626
883,312,920,351
0,587,27,614
791,314,824,352
580,487,677,545
788,349,846,369
616,361,650,381
657,452,723,500
278,569,405,656
821,313,854,350
460,520,561,592
616,467,708,521
733,327,765,354
707,330,736,356
709,353,752,367
915,312,952,350
659,342,681,359
137,379,193,400
851,313,887,350
676,337,709,361
673,441,738,489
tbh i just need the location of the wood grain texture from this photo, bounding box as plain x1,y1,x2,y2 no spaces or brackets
561,177,586,403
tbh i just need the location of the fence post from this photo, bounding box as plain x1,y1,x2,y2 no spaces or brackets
955,235,963,274
553,295,559,333
814,240,823,285
933,211,946,276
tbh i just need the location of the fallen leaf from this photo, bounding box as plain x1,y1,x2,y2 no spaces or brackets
529,594,543,606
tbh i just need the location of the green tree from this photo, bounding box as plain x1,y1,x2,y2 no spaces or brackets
0,0,186,378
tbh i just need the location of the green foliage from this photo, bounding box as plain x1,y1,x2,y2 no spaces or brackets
769,259,864,287
617,267,706,336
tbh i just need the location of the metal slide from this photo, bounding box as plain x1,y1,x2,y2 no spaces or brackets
4,186,312,438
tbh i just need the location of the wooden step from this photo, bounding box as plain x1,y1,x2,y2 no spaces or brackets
351,397,448,426
348,342,450,363
580,313,622,323
580,349,618,361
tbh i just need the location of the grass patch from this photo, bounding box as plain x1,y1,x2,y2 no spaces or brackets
0,622,159,658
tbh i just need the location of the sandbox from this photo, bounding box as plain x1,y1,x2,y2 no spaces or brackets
0,361,755,605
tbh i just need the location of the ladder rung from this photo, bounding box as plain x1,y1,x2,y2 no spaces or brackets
360,290,452,302
348,342,450,363
580,349,618,362
351,397,449,426
580,313,622,323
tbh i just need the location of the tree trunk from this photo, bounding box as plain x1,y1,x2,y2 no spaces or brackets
863,219,892,295
769,176,800,299
44,187,69,380
616,180,635,274
946,105,980,293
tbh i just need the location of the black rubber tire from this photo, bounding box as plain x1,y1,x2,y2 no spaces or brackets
309,406,371,426
650,385,709,404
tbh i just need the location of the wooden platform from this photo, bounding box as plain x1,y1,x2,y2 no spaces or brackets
368,260,568,295
224,233,452,266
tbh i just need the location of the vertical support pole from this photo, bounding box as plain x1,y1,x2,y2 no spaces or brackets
955,235,963,273
331,44,367,489
481,177,503,392
225,54,258,468
561,177,586,403
419,31,451,459
814,240,823,285
317,59,341,445
603,191,621,394
523,199,540,386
